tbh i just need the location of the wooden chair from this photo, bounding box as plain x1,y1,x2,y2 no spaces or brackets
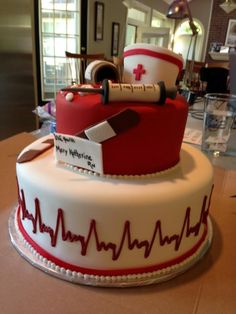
65,51,105,84
112,56,124,82
185,60,206,95
206,61,229,69
199,67,229,94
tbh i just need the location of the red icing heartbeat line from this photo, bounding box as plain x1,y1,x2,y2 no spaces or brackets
18,187,213,261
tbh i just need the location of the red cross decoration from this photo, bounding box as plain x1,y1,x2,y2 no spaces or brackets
133,64,146,81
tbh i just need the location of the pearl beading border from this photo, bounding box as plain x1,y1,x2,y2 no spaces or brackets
59,161,180,180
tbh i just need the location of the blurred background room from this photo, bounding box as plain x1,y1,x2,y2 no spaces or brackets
0,0,236,140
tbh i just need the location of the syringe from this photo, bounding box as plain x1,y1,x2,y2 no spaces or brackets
61,79,177,105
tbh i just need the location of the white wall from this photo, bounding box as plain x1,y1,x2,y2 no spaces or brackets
87,0,127,59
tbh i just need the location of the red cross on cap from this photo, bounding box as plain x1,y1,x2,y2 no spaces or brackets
133,64,146,81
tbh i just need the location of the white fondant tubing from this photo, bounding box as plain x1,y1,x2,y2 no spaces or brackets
85,60,117,81
123,43,183,88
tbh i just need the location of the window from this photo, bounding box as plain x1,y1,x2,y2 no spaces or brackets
173,19,203,63
175,20,202,36
125,1,151,46
151,9,173,29
125,3,174,48
39,0,81,100
128,8,146,23
125,24,137,46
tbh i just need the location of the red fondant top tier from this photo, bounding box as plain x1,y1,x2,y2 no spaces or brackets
56,92,188,175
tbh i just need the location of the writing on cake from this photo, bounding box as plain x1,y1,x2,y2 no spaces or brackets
54,133,102,173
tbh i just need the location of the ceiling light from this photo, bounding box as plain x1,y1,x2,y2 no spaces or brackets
219,0,236,14
166,0,189,19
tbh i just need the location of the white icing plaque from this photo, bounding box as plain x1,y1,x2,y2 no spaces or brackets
54,133,103,174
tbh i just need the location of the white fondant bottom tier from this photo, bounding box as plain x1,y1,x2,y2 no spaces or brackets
15,139,214,286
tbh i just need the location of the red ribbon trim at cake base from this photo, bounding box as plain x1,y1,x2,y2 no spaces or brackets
123,48,183,72
16,205,208,277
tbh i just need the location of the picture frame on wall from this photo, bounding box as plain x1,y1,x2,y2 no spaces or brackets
209,42,223,53
111,22,120,56
94,1,104,41
225,19,236,47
